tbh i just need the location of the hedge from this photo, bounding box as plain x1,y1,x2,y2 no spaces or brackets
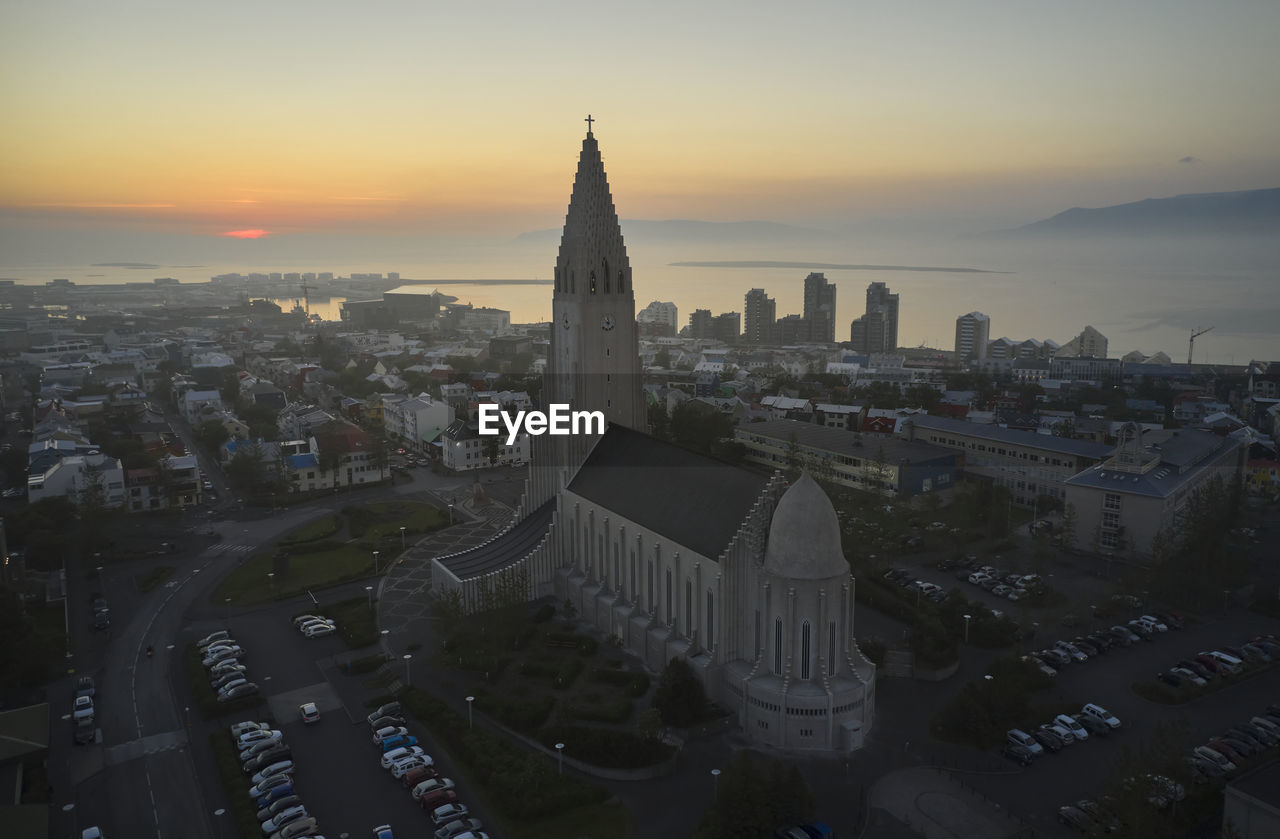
185,643,264,719
473,689,556,734
209,731,264,838
397,687,607,820
562,695,632,724
588,666,650,697
536,725,674,769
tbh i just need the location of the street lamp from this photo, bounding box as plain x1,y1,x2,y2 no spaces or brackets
711,768,721,799
366,585,374,610
95,563,104,593
373,550,380,574
962,614,971,644
447,503,454,525
466,695,475,728
1223,588,1231,611
555,742,565,774
403,653,412,687
983,674,993,683
224,596,231,623
266,572,274,596
400,526,407,550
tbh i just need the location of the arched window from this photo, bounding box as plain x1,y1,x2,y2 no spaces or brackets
801,621,812,680
570,270,575,293
589,272,597,294
774,617,783,674
618,271,625,293
603,259,610,292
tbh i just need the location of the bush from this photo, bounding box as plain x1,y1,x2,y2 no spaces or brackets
563,695,632,724
588,667,650,697
474,689,556,734
859,637,887,666
279,539,345,556
209,732,264,838
652,657,710,727
555,656,584,689
532,603,555,623
537,725,674,769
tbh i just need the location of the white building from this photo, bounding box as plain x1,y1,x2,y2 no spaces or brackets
181,389,224,425
384,392,452,452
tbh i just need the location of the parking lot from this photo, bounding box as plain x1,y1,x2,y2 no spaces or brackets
193,593,496,838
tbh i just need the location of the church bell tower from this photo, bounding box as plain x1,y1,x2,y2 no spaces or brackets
546,116,646,430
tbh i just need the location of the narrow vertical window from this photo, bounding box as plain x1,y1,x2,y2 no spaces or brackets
685,579,692,636
754,610,761,658
665,568,672,624
706,591,714,646
647,561,654,612
801,621,812,680
829,622,837,675
774,618,783,674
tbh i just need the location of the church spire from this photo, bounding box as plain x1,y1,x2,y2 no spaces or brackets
555,119,631,298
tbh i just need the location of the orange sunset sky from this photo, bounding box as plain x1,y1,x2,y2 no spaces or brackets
2,0,1278,243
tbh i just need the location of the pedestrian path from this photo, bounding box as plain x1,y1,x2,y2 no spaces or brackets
104,729,189,766
216,544,257,554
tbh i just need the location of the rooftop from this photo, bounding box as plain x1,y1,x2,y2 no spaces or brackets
739,419,955,464
905,414,1113,459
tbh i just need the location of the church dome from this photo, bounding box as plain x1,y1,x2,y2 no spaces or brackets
763,473,850,581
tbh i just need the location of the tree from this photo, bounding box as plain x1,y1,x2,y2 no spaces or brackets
225,440,267,493
1060,502,1078,552
691,750,815,839
651,657,709,728
196,419,231,452
634,708,663,741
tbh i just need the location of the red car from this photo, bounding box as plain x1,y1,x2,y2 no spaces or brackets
401,766,437,789
420,789,458,812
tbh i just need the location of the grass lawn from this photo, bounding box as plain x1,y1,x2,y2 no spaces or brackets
345,501,448,541
505,800,631,839
208,731,266,838
30,603,69,677
278,514,342,545
323,596,380,648
214,545,376,606
138,565,175,593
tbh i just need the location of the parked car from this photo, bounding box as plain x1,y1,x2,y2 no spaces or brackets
373,726,409,745
1031,728,1064,753
215,672,250,692
198,630,232,650
269,816,318,839
1081,704,1121,730
1110,626,1141,643
1057,805,1101,834
299,702,320,724
373,826,395,839
1193,745,1237,773
257,795,304,822
261,805,309,835
302,624,335,638
382,746,426,769
430,804,470,826
1054,642,1088,663
73,695,95,721
1042,722,1075,745
75,676,95,698
231,721,270,738
219,683,260,702
291,615,327,628
1157,671,1183,688
202,645,245,666
401,766,438,790
1177,659,1215,680
1054,714,1089,741
1000,743,1036,766
1075,713,1112,737
412,777,456,800
1169,667,1206,687
297,618,335,633
1075,800,1119,832
435,819,484,839
74,718,96,745
1139,615,1168,632
391,756,430,778
255,783,295,808
381,735,419,753
419,789,460,812
250,760,295,786
367,702,402,726
368,715,407,731
248,775,292,800
1006,729,1043,756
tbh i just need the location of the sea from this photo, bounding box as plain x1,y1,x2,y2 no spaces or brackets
2,232,1276,364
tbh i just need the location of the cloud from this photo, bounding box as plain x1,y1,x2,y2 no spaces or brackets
220,229,270,239
1177,156,1202,164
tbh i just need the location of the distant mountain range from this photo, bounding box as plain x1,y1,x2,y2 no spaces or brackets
994,187,1280,237
516,219,836,244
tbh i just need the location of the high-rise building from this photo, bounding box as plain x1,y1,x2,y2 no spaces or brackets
744,288,777,344
849,281,899,353
802,272,837,342
954,312,991,361
776,314,807,345
637,301,678,336
689,308,713,339
1056,325,1109,359
712,312,741,344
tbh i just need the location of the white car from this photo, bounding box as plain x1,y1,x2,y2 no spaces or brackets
73,695,95,720
435,820,484,839
297,618,335,633
1193,745,1236,773
198,630,232,649
251,761,295,786
1042,722,1075,745
291,614,327,628
239,729,283,748
412,777,456,800
1054,714,1088,741
373,726,409,745
302,624,336,638
300,702,321,724
968,572,992,585
391,756,430,778
261,805,308,834
218,678,250,695
1139,615,1169,632
431,803,470,826
381,746,425,769
1081,703,1121,729
204,647,244,667
231,721,270,738
1006,729,1043,755
248,774,293,799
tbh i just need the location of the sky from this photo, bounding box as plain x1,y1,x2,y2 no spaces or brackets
2,0,1279,246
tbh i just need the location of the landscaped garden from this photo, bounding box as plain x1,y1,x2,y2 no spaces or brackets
213,501,448,606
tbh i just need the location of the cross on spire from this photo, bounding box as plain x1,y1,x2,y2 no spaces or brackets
585,114,594,136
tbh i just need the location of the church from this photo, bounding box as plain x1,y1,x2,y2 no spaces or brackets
431,121,876,753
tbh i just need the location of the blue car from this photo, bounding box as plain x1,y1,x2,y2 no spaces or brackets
256,783,293,808
373,825,395,839
381,735,418,752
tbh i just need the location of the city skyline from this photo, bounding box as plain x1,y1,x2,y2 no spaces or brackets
3,1,1279,247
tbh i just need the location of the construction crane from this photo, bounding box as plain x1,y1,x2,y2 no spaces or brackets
1188,326,1213,365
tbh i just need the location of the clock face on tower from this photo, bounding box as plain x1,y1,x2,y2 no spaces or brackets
601,314,615,331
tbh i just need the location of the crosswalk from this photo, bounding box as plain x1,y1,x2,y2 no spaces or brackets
217,544,257,554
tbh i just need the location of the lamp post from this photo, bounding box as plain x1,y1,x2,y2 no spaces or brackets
400,526,407,550
447,503,454,525
266,572,275,597
95,562,104,593
466,695,475,728
366,585,374,610
1223,588,1231,611
711,768,721,799
962,613,971,644
402,653,412,687
373,550,380,575
555,742,565,774
224,596,231,623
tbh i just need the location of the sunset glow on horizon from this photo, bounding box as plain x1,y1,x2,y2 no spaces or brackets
1,0,1277,245
220,229,270,240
